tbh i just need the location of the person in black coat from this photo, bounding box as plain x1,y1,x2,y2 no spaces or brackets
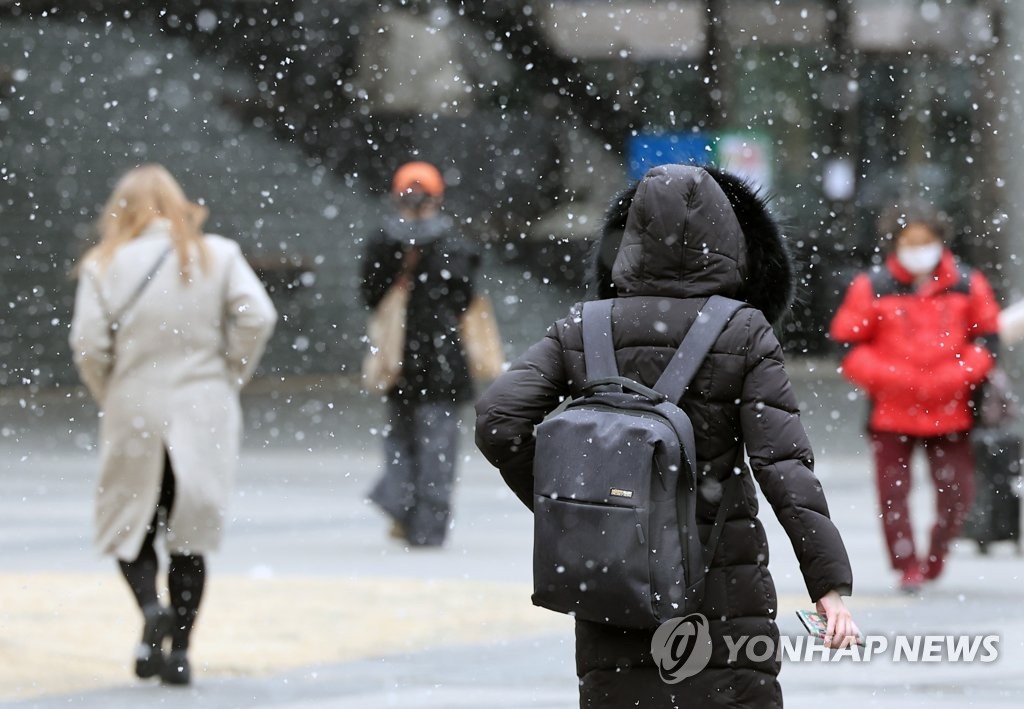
361,161,480,547
475,164,857,707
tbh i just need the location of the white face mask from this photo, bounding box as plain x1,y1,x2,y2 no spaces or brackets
897,243,943,275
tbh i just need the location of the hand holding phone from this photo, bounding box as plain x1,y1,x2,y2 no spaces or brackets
805,589,862,648
797,609,864,647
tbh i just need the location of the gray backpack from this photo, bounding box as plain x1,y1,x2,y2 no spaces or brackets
532,295,744,628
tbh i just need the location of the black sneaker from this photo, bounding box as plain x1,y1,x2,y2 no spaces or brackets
161,650,191,686
134,604,172,679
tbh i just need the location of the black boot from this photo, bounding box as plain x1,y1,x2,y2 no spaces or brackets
135,603,172,679
160,649,191,686
162,553,205,686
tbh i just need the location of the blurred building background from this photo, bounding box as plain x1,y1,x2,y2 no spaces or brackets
1,0,1021,389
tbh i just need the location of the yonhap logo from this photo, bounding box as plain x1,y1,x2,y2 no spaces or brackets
650,613,713,683
650,612,1000,684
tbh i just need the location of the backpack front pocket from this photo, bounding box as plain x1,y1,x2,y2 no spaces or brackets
532,494,656,627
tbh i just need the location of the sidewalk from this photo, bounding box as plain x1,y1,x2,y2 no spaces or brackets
2,372,1024,707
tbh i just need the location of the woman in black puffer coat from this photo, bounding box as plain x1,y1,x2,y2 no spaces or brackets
475,164,856,708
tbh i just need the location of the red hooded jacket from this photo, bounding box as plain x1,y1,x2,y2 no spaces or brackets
830,250,1000,436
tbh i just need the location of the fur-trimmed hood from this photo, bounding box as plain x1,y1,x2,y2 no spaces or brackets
588,164,795,324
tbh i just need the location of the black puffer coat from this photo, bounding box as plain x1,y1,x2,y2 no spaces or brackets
361,213,480,403
475,165,853,708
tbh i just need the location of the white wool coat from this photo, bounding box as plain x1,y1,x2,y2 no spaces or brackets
1000,299,1024,345
70,220,277,559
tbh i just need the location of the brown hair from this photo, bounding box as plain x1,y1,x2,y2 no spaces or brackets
78,164,209,280
877,200,952,251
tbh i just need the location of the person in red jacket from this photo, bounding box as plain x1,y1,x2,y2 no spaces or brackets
831,204,1000,593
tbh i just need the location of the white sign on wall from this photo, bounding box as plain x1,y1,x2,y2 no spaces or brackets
717,133,772,192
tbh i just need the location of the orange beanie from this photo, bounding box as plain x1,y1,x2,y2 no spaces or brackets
392,161,444,197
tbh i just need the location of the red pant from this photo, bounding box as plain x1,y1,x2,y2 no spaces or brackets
870,431,976,573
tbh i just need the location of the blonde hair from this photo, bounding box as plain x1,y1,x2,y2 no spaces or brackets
80,164,209,280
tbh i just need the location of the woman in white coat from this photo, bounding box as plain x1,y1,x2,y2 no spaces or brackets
1000,299,1024,345
70,164,277,685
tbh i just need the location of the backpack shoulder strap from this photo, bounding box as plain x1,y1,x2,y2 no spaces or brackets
703,471,741,562
581,299,618,381
951,260,973,296
868,265,907,298
653,295,746,402
656,296,745,608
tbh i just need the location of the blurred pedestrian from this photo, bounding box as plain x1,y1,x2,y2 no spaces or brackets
999,297,1024,345
476,164,857,708
361,161,481,547
830,202,999,593
69,164,277,685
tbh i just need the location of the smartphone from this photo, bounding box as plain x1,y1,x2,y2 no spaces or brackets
796,609,864,646
796,609,829,638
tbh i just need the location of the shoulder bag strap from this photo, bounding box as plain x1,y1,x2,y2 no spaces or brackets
109,245,174,333
398,246,421,285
